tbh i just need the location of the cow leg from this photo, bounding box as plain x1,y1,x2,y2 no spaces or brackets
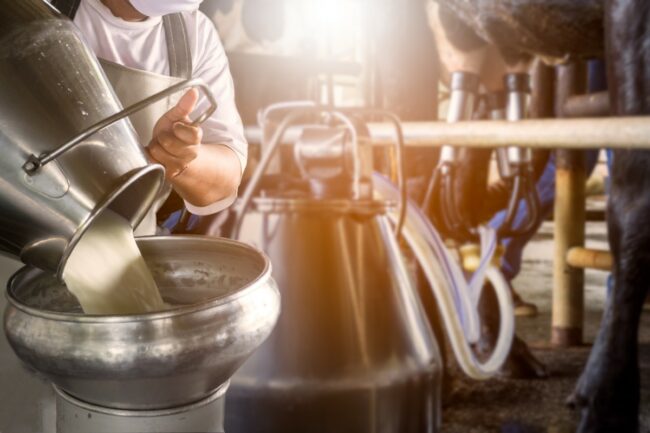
569,0,650,431
570,153,650,432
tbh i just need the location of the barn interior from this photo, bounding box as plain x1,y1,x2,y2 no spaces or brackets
1,1,649,432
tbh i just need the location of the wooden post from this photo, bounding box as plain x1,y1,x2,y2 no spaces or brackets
551,62,587,347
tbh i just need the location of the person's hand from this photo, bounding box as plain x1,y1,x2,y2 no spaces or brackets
147,88,203,179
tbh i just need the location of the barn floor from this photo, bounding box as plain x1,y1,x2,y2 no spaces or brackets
441,220,650,432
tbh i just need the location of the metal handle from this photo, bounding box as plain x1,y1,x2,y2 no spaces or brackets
327,112,362,200
23,78,218,174
232,108,316,238
339,108,407,238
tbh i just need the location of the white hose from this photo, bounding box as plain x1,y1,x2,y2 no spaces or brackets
374,174,515,380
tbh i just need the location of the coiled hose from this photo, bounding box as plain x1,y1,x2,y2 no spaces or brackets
374,174,515,380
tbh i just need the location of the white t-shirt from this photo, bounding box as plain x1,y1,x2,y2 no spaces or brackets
73,0,246,215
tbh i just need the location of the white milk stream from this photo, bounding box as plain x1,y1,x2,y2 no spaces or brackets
63,210,165,315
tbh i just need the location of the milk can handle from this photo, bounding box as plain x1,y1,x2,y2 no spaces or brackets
23,78,218,174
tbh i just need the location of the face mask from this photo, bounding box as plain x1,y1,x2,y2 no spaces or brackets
129,0,203,17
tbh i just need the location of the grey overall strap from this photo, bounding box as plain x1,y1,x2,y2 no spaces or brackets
51,0,81,19
162,13,193,79
160,14,194,231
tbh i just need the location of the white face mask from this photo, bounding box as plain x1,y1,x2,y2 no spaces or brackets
129,0,203,17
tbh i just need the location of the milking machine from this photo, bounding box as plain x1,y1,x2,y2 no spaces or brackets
225,103,441,432
223,99,516,432
494,73,541,238
425,71,541,242
0,2,279,432
424,71,480,238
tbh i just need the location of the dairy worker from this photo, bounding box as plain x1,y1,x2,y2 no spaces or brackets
50,0,247,235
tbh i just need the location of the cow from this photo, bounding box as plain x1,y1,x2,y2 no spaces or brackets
426,0,649,431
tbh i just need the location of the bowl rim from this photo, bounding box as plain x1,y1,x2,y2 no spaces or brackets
6,235,273,324
52,164,165,279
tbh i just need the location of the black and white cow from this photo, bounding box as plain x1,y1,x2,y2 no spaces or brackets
428,0,649,431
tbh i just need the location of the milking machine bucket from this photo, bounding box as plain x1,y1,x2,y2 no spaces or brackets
0,1,216,276
225,105,442,433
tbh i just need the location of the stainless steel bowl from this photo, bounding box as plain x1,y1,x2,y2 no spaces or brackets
3,236,280,410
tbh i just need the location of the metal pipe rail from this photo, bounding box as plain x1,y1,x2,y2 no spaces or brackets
366,117,650,149
245,116,650,150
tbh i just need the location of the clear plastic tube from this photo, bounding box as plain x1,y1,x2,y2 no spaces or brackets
374,174,515,380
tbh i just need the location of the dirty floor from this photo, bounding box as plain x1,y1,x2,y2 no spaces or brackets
441,221,650,433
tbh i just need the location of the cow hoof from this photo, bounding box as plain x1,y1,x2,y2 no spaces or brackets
567,370,639,433
498,336,548,379
564,389,586,410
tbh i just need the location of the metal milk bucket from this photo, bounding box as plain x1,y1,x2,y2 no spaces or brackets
5,236,281,411
224,106,442,433
0,1,216,276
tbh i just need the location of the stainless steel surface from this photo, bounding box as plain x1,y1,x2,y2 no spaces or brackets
330,111,364,199
4,236,280,410
228,198,442,433
293,113,365,200
0,256,55,433
234,109,312,236
55,384,227,433
506,90,533,165
235,107,376,237
490,108,515,179
0,1,164,275
294,126,351,180
25,78,218,173
439,90,476,163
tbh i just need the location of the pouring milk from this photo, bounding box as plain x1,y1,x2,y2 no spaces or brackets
63,210,165,315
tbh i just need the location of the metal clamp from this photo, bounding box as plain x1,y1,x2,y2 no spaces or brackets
23,78,218,174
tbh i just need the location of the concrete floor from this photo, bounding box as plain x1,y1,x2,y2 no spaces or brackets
441,220,650,432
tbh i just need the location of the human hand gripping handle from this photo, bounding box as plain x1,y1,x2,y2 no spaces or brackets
145,83,239,209
147,88,203,179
